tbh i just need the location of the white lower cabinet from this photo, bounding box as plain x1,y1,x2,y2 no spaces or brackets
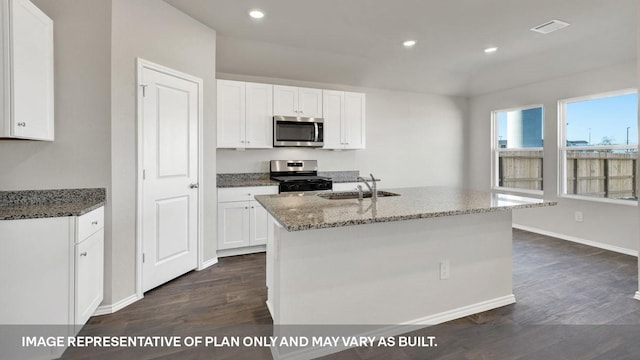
0,206,104,359
75,228,104,326
217,186,278,255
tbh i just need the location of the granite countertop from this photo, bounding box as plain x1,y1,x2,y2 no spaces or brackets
217,171,364,188
254,186,557,231
217,173,279,188
0,188,106,220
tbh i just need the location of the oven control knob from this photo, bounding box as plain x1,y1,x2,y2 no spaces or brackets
286,183,299,191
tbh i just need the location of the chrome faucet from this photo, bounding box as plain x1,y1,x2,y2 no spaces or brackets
356,173,377,200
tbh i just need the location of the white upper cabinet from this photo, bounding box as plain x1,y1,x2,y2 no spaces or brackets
217,80,273,149
245,82,273,148
0,0,54,141
298,87,323,118
273,85,298,117
322,90,344,149
343,92,366,149
322,90,366,150
274,85,322,118
217,80,245,148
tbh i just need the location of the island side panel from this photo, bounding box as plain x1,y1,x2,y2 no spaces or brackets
269,210,514,325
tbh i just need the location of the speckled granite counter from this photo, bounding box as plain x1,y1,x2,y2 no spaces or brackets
216,173,278,188
217,171,364,188
0,188,106,220
255,186,556,231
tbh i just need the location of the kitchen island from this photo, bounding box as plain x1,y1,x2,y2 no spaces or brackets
255,187,555,358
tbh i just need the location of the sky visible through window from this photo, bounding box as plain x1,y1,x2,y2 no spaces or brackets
497,92,638,146
566,92,637,146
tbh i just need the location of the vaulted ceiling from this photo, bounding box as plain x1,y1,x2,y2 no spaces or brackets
165,0,636,97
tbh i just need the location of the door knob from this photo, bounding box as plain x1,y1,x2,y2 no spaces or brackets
189,183,199,189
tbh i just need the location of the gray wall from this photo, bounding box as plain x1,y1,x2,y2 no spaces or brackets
637,3,640,295
2,0,217,307
0,0,111,190
1,0,113,299
467,61,639,253
217,73,468,189
111,0,217,304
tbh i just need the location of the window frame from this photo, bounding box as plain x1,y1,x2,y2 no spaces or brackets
490,104,544,196
558,88,638,206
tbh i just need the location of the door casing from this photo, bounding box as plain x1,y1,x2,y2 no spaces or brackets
135,58,204,299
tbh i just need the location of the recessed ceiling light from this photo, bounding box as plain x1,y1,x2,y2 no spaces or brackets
403,40,416,48
249,10,264,19
484,47,498,54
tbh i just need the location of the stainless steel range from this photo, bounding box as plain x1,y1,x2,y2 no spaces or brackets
270,160,332,193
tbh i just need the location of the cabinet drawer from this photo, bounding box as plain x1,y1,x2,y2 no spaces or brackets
76,206,104,242
218,186,278,202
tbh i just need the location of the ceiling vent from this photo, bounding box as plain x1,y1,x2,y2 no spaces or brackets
530,20,570,34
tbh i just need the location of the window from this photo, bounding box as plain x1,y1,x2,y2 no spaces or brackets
491,106,544,194
560,90,638,203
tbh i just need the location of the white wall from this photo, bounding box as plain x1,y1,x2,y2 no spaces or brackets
217,73,467,189
110,0,217,304
467,61,639,254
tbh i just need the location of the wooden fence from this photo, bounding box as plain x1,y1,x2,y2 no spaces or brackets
499,150,638,199
498,151,543,190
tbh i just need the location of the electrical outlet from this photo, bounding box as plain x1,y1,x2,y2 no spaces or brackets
574,211,583,222
439,260,450,280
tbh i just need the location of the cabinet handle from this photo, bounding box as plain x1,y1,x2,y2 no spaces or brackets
80,252,88,257
251,206,255,209
240,140,245,143
189,183,199,189
247,193,252,196
17,122,26,127
91,221,98,225
245,206,249,210
246,140,251,144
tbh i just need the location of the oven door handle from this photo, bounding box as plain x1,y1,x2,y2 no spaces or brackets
314,123,319,143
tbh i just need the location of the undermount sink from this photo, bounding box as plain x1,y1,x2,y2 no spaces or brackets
318,190,400,200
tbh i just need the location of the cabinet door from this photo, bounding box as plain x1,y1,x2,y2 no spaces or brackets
245,82,273,148
75,229,104,326
299,87,323,118
322,90,344,149
217,80,246,148
343,92,366,149
218,201,250,249
249,201,269,245
273,85,299,117
10,0,54,140
0,217,71,325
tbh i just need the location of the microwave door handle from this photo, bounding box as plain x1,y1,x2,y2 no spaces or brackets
314,123,319,142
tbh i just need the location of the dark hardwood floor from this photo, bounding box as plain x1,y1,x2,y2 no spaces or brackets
61,229,640,359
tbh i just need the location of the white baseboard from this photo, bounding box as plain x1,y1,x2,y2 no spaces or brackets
270,294,516,360
513,224,638,257
93,294,141,316
401,294,516,326
198,257,218,271
634,292,640,301
217,245,266,258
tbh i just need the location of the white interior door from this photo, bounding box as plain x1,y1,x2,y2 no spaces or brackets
140,64,200,293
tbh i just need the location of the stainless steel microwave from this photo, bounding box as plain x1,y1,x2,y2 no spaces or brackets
273,116,324,147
